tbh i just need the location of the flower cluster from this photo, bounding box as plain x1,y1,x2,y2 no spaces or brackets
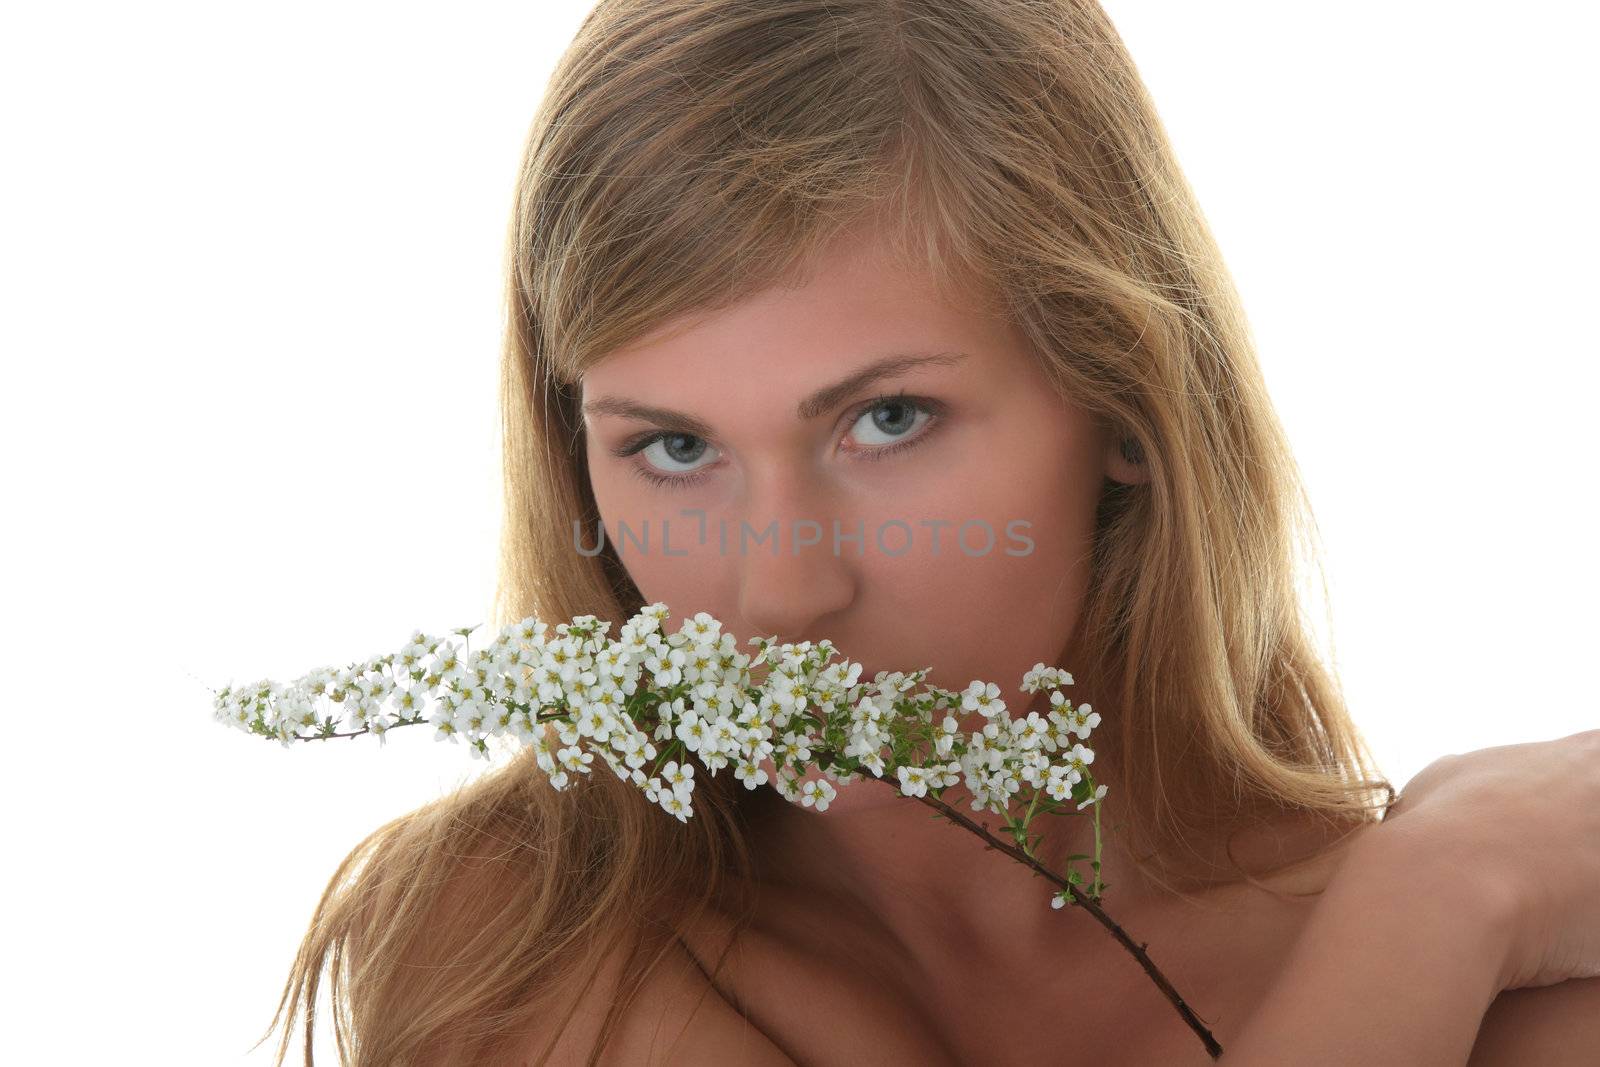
213,603,1108,900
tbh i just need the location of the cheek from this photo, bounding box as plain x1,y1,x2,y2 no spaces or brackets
586,451,712,611
849,440,1098,693
607,537,728,623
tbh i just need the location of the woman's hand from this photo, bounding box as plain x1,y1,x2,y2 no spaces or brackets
1382,727,1600,991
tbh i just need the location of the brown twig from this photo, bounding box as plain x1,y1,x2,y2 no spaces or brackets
911,789,1223,1059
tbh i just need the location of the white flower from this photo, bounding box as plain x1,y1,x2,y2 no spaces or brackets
620,732,654,770
739,725,775,762
661,759,695,796
776,730,813,766
961,680,1007,718
895,764,931,798
683,647,722,687
684,610,722,646
1021,663,1048,692
1009,711,1048,751
510,616,549,645
709,715,742,756
799,777,837,811
734,758,769,789
1017,749,1051,789
674,709,711,754
822,659,864,692
430,707,461,744
575,702,618,743
1070,702,1100,739
1044,763,1080,800
772,771,804,802
1077,783,1109,811
1022,665,1072,694
1065,742,1095,777
557,744,594,775
658,789,692,823
646,646,687,688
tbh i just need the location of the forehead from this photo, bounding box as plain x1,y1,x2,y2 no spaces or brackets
579,231,1011,399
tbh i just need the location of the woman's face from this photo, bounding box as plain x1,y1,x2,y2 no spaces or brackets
579,229,1142,812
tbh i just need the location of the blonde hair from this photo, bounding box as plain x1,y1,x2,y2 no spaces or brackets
259,1,1395,1063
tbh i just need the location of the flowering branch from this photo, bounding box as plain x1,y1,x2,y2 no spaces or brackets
212,603,1222,1058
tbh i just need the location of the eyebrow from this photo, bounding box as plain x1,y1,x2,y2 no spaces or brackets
581,351,970,437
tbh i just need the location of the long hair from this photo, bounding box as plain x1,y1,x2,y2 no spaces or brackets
258,1,1394,1063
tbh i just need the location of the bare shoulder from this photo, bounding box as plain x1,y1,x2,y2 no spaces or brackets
1467,977,1600,1066
501,927,799,1066
1281,821,1600,1064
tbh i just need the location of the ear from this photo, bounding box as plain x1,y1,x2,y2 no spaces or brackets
1104,431,1150,486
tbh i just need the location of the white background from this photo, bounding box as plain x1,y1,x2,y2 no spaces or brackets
2,2,1594,1063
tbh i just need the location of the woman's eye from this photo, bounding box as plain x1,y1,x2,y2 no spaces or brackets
849,396,936,449
637,433,720,481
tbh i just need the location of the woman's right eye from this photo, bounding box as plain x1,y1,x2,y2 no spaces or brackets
618,432,722,487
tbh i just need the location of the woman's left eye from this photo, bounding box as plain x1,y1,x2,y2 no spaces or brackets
846,394,940,455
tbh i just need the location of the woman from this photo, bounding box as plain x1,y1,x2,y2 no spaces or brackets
260,1,1600,1064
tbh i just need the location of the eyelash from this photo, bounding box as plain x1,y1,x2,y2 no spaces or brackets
612,391,944,490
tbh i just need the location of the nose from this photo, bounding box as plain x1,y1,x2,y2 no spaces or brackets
733,474,857,645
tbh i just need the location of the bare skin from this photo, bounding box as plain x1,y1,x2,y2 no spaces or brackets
577,223,1393,1062
669,788,1378,1066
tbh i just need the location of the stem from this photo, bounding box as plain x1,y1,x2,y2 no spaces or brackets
913,790,1223,1060
1018,788,1041,856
